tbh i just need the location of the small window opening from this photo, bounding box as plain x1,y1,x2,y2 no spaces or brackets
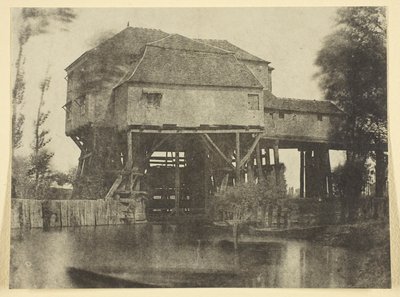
75,95,87,116
247,94,259,110
317,114,323,121
279,112,285,119
142,92,162,107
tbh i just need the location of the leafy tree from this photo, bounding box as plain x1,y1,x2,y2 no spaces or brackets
12,8,77,196
28,77,54,197
12,8,77,150
314,7,386,221
215,166,287,249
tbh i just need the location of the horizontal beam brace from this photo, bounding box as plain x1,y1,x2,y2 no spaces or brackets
128,129,263,134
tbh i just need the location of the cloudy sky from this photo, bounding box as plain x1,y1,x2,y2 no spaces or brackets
11,7,345,188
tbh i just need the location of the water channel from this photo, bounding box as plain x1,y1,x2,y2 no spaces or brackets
10,223,365,288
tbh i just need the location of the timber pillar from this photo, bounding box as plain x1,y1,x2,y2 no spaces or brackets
299,150,305,198
235,132,241,184
273,141,280,185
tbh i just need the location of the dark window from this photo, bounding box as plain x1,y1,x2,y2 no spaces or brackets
279,112,285,119
317,114,323,121
247,94,259,110
142,92,162,107
270,112,274,118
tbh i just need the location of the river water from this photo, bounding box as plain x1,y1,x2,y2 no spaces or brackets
10,223,365,288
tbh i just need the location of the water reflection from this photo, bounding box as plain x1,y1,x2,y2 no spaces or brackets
10,223,361,288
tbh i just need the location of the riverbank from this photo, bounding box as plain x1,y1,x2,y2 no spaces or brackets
311,221,391,288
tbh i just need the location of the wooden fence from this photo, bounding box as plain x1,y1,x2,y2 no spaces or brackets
11,198,144,229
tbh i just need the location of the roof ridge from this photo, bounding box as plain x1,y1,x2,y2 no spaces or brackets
278,97,322,102
146,33,174,45
146,44,234,57
191,38,233,54
146,33,232,54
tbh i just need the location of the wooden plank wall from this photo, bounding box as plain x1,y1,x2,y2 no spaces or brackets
10,199,135,229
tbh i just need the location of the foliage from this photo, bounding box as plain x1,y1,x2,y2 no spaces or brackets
215,165,287,224
12,8,77,150
28,77,54,197
331,162,370,199
314,7,387,220
315,7,387,149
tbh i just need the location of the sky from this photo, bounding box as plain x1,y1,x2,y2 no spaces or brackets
11,7,346,189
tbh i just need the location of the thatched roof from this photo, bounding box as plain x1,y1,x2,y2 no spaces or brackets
119,45,263,89
263,90,343,115
66,27,169,71
196,39,268,63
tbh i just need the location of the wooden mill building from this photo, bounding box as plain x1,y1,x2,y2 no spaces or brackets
63,27,348,220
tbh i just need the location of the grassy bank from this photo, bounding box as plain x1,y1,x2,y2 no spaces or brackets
312,221,391,288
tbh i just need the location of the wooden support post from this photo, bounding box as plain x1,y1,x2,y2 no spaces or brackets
255,142,264,182
305,150,313,198
326,150,333,198
313,148,324,198
204,147,209,207
273,142,280,185
235,132,241,184
127,130,133,168
265,148,270,166
174,137,181,214
247,155,255,183
300,150,305,198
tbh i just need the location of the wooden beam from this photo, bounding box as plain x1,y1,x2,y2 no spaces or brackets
236,133,241,183
265,147,270,166
239,133,262,168
128,128,263,134
79,152,92,161
300,150,305,198
105,175,123,199
148,135,174,156
126,130,133,169
201,134,234,170
326,150,333,198
305,150,313,198
175,137,181,214
273,142,280,165
71,136,83,151
273,142,280,185
255,142,263,182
